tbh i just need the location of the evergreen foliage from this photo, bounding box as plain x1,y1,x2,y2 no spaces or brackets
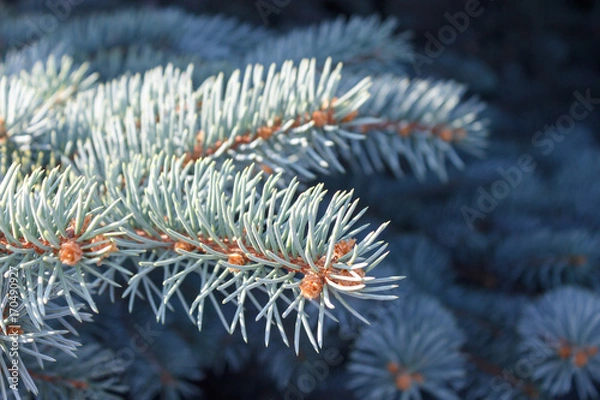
348,294,467,400
517,287,600,399
0,4,596,400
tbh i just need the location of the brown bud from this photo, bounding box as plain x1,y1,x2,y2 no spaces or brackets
395,373,413,391
333,238,356,260
574,350,589,368
174,240,195,252
300,273,323,300
228,252,248,266
257,126,274,140
557,344,572,359
312,110,330,128
386,362,400,374
59,239,83,266
437,128,454,142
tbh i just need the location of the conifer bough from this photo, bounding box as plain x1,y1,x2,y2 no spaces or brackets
0,10,489,398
